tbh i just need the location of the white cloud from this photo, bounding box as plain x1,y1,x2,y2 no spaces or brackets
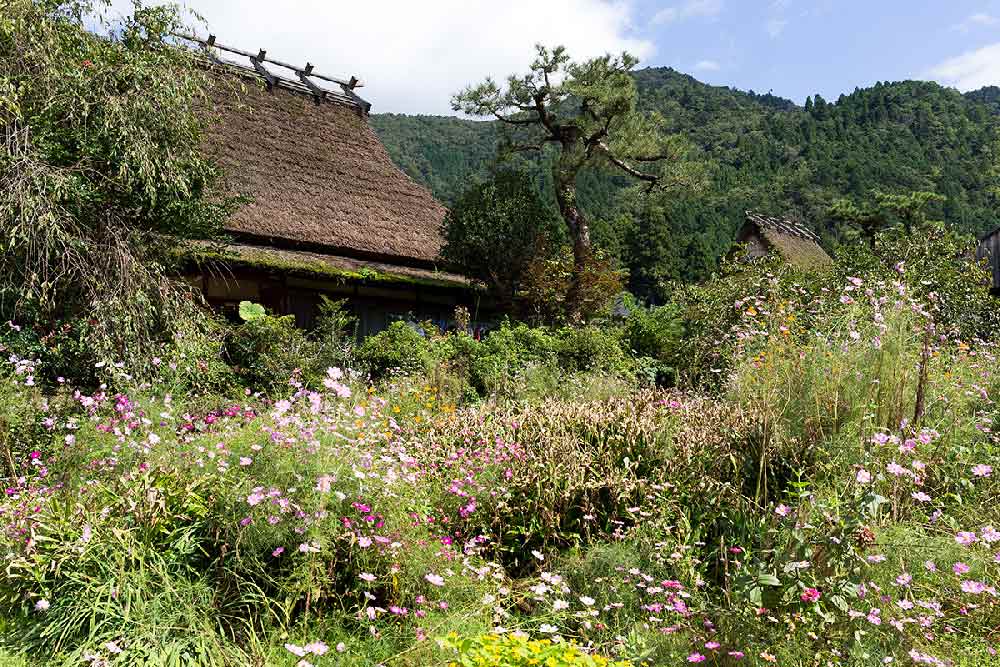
765,18,788,38
952,12,998,32
652,0,723,25
928,42,1000,90
106,0,653,115
693,59,721,71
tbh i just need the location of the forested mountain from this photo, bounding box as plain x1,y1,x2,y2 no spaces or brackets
371,67,1000,299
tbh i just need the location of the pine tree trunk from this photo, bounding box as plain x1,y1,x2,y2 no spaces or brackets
554,165,589,323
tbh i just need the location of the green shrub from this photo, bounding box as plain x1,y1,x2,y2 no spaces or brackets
355,320,431,380
621,303,683,385
146,317,237,397
464,322,556,397
224,302,319,394
554,325,630,374
311,296,358,371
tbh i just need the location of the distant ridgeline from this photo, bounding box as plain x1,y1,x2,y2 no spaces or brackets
372,67,1000,298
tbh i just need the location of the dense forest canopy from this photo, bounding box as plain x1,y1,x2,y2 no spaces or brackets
372,67,1000,300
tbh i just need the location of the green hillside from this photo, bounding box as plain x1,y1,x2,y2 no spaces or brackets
372,67,1000,298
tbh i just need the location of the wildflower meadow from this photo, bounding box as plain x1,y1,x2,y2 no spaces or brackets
1,223,999,667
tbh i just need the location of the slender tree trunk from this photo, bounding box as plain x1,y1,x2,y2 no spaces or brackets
553,147,589,322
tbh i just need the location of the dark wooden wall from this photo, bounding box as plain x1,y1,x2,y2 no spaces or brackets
192,269,491,337
976,232,1000,293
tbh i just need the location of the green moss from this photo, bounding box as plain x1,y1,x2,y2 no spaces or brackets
184,247,478,291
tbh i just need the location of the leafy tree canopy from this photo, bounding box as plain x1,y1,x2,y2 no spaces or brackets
0,0,231,365
440,169,561,308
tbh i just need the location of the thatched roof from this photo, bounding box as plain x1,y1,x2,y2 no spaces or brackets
738,211,833,269
200,57,447,267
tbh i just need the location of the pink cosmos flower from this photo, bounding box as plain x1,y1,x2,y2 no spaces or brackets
705,641,720,650
303,642,328,655
895,573,912,587
775,504,792,517
886,462,907,476
728,651,745,659
800,587,821,603
284,644,307,657
961,580,987,594
856,469,872,484
956,532,978,546
972,464,993,478
953,562,971,574
424,573,445,587
911,492,931,502
924,560,937,572
687,653,706,663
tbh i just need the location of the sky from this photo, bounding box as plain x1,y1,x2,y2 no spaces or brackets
106,0,1000,115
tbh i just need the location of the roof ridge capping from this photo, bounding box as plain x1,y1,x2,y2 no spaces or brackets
745,210,821,242
172,32,372,113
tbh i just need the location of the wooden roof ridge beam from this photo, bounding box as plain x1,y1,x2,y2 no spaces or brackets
171,32,364,89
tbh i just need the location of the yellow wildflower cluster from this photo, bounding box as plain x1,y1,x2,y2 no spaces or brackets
438,633,632,667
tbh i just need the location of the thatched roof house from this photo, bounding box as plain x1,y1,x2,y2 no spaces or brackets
184,36,478,335
732,211,833,270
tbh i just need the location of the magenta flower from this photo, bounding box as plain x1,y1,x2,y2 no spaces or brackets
953,562,971,574
775,504,792,517
972,464,993,478
687,653,706,663
800,587,821,603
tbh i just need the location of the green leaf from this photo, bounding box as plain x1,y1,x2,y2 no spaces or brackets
757,573,781,586
238,300,266,321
